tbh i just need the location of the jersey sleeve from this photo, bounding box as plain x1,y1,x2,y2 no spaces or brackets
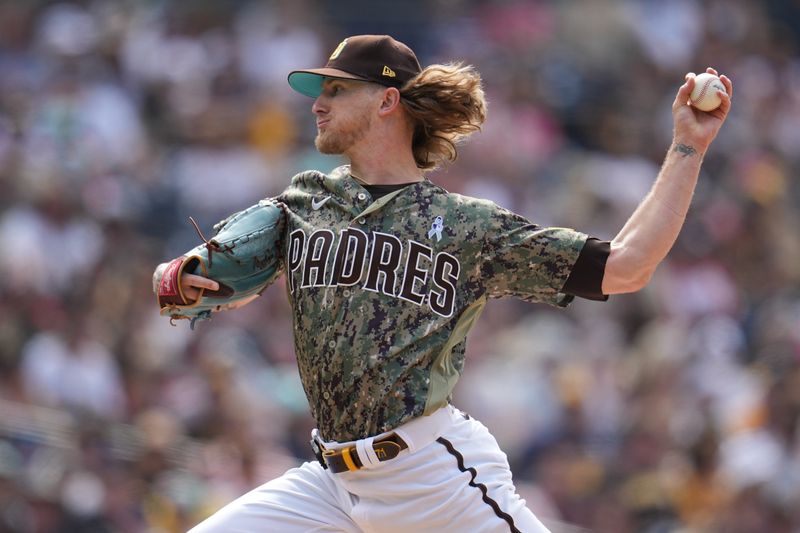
479,206,591,307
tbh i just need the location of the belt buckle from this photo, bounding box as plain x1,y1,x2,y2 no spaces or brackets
310,437,328,470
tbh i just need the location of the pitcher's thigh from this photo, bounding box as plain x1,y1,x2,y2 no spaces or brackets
188,461,361,533
432,420,551,533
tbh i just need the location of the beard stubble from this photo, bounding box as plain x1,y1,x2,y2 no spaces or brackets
315,106,373,155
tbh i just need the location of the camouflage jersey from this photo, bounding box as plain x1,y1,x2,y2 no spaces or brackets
272,165,591,442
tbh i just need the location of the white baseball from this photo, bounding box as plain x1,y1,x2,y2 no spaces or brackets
690,72,726,112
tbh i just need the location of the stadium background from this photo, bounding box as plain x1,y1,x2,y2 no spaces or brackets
0,1,799,531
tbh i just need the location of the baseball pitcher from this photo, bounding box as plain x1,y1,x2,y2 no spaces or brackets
155,35,732,532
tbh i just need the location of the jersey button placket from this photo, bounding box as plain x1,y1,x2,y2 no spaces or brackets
357,192,367,201
328,340,336,349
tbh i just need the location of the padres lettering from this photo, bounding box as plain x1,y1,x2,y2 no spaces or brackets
287,228,459,317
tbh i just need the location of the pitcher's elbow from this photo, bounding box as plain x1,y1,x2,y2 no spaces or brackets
603,244,659,294
627,268,655,292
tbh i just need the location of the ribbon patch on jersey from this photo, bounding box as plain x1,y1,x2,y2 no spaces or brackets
428,216,444,242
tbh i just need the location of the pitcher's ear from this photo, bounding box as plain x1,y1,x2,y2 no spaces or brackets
378,87,402,116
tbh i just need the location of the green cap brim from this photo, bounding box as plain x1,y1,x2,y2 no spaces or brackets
287,68,371,98
288,72,325,98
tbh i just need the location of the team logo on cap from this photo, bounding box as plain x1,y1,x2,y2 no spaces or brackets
329,39,348,60
382,65,397,78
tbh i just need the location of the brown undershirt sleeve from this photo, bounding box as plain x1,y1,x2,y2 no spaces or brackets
562,238,610,301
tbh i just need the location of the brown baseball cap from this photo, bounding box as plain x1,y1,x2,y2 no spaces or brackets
288,35,422,98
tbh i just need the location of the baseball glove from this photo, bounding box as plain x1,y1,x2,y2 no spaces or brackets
155,199,284,326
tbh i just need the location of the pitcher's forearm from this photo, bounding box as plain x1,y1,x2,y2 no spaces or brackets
603,140,704,293
620,140,703,237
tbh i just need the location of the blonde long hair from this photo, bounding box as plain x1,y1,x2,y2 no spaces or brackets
400,63,487,171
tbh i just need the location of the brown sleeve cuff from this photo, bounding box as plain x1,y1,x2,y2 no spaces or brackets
562,238,610,301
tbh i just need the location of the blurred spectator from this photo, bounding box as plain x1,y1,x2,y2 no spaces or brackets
20,312,125,419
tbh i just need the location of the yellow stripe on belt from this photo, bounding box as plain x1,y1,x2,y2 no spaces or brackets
341,447,358,471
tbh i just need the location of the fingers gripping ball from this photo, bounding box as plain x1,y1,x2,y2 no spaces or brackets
690,73,727,112
156,199,284,326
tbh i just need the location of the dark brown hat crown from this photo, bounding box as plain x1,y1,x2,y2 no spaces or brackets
288,35,422,97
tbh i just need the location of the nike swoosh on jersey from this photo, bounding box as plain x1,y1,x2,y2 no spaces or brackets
312,196,331,210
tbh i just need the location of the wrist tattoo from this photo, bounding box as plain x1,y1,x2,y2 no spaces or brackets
674,143,697,158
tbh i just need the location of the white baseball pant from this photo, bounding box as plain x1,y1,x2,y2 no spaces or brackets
189,405,550,532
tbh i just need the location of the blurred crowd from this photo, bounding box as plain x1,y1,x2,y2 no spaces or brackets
0,0,798,532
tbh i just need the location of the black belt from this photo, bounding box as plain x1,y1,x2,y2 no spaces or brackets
311,433,408,473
